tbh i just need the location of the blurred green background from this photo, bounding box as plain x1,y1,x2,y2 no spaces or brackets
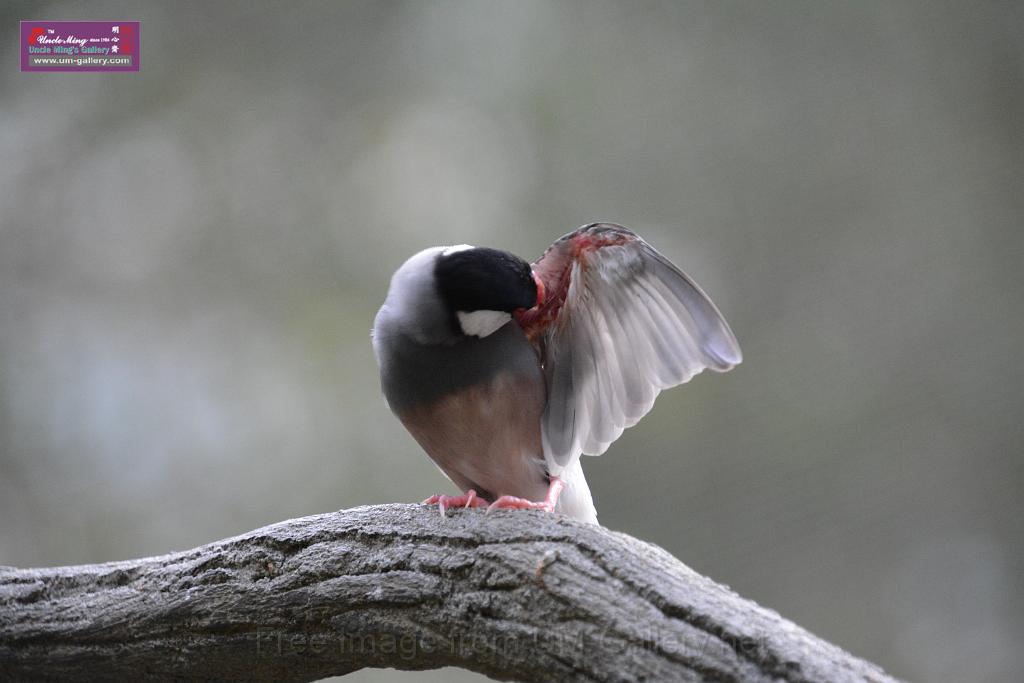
2,2,1021,681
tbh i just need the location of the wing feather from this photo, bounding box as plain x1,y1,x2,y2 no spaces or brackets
520,224,741,470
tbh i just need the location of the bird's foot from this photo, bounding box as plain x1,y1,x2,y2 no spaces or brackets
422,489,489,517
486,476,565,515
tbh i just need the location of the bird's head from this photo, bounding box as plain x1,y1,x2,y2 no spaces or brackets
374,244,545,347
434,245,544,338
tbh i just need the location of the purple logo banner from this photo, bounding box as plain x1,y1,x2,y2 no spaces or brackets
21,21,139,72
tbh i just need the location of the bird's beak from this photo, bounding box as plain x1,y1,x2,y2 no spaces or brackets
532,270,546,309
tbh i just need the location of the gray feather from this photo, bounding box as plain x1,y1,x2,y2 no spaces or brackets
539,233,742,470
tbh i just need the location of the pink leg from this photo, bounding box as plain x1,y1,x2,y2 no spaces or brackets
422,489,490,517
486,476,565,514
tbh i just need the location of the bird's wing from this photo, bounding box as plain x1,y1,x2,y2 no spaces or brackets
515,223,741,471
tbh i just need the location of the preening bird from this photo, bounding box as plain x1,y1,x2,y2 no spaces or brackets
372,223,741,524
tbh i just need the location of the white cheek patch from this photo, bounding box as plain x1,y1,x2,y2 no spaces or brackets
457,310,511,338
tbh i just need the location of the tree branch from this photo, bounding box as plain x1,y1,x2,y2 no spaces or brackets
0,504,898,682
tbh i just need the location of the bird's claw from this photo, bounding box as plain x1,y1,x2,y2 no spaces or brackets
422,489,489,517
485,476,565,515
486,495,555,514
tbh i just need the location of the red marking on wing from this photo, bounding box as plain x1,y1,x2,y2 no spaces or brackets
514,224,636,344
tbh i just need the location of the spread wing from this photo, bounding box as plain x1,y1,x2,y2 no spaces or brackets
515,223,741,471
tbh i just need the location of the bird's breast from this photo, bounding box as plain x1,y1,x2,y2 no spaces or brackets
398,369,547,501
379,322,548,500
378,321,542,414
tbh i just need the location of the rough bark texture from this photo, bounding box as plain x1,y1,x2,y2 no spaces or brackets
0,504,898,682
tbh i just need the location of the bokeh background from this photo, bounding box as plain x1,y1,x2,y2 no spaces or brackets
2,2,1021,681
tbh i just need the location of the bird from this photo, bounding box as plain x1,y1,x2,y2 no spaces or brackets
372,223,741,524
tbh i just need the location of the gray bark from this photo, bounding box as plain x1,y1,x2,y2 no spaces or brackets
0,504,899,682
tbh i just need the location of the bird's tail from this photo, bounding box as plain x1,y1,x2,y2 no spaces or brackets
555,459,599,525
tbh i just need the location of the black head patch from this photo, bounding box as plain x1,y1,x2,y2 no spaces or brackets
435,247,538,315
